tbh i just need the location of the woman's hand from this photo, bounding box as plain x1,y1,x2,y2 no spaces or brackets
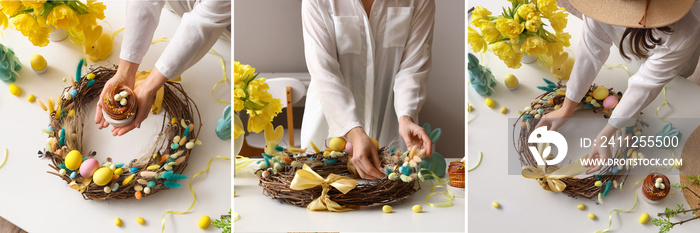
398,116,432,158
95,59,139,130
110,68,167,136
535,97,577,131
584,123,617,174
346,127,385,179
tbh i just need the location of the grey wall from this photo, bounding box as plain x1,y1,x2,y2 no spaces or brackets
234,0,465,158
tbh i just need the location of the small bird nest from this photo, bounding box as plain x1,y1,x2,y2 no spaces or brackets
257,148,421,207
513,81,637,201
39,66,201,201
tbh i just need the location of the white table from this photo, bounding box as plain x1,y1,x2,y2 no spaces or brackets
0,2,231,233
468,1,700,232
234,158,465,232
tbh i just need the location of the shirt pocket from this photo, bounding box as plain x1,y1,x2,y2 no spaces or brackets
383,7,413,48
332,15,362,55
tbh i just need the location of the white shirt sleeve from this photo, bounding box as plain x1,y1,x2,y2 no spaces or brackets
155,0,231,79
393,0,435,121
565,15,612,104
119,0,166,65
301,0,363,138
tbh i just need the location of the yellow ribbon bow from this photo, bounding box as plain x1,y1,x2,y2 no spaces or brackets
521,158,589,193
290,164,358,212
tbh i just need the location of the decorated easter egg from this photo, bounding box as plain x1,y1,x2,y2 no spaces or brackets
136,217,145,225
370,138,379,150
79,159,99,177
114,217,122,227
577,204,586,210
382,205,392,213
485,98,496,108
602,95,618,109
640,213,650,224
27,94,36,103
30,54,47,72
93,167,114,186
329,137,346,151
64,150,83,170
504,74,519,89
492,202,501,209
588,213,597,220
412,205,422,213
9,84,21,96
592,86,609,100
500,107,508,114
345,142,353,155
198,215,211,229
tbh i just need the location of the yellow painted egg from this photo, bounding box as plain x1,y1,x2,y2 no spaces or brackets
500,107,508,114
9,84,21,96
31,54,47,71
370,138,379,149
412,205,422,213
589,213,597,220
329,137,346,152
114,217,122,227
27,94,36,103
136,217,145,225
485,98,496,108
492,202,501,209
467,104,474,112
382,205,393,213
64,150,83,170
577,204,586,210
595,181,603,187
198,215,211,229
93,167,114,186
504,74,519,89
640,213,650,224
233,212,240,222
592,86,609,100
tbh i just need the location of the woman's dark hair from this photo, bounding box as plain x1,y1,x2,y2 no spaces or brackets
619,26,673,60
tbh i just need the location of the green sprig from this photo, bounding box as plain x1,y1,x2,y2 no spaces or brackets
212,210,232,233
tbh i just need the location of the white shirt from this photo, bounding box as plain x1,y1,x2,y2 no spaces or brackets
300,0,434,149
119,0,231,79
566,1,700,129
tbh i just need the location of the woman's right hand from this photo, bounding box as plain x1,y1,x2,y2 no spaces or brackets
535,97,577,131
346,127,385,179
95,60,139,130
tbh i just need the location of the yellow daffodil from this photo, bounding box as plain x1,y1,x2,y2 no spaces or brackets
21,0,46,9
516,4,537,22
471,6,492,28
479,22,500,43
0,1,22,16
468,26,487,53
0,11,7,30
495,18,523,40
537,0,558,17
491,41,523,69
521,36,548,56
548,8,568,33
47,4,80,30
525,15,541,32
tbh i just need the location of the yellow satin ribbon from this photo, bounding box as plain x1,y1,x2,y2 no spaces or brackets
595,176,646,233
0,148,7,169
521,158,590,192
468,152,483,172
289,164,358,212
161,155,231,233
235,155,253,173
656,86,670,123
418,168,455,208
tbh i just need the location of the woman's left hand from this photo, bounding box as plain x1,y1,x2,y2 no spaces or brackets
111,68,167,136
585,123,617,174
398,116,432,157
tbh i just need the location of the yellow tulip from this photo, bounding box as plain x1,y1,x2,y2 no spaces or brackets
521,36,548,56
86,0,106,21
537,0,558,17
479,22,500,43
21,0,46,9
495,18,523,40
490,42,523,69
471,6,492,28
0,1,22,16
525,15,541,32
0,11,7,30
47,4,79,30
516,4,537,22
468,27,487,53
548,8,569,33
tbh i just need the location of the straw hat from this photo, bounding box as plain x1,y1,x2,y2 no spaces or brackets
569,0,695,28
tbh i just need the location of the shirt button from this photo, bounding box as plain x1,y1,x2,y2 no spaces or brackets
372,11,377,16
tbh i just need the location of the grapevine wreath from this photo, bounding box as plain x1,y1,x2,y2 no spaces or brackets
253,124,449,211
513,79,643,202
39,64,202,201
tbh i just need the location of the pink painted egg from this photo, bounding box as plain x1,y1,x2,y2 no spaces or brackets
346,142,353,155
603,95,619,109
79,159,100,177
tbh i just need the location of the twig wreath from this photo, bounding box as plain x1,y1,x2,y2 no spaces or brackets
255,125,423,211
513,79,642,202
39,65,202,201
